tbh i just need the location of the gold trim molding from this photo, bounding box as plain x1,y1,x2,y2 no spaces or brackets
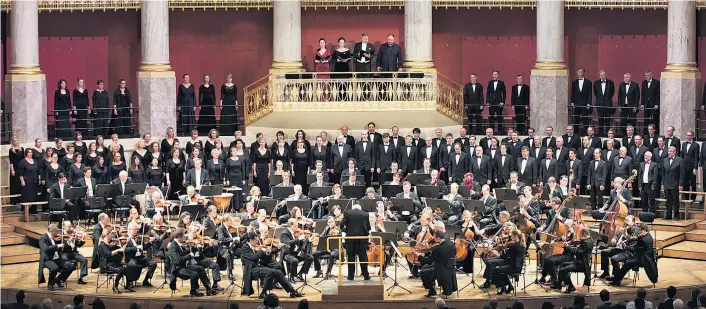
138,63,174,73
7,65,43,75
664,63,699,73
533,61,568,71
403,60,436,71
5,72,46,82
531,68,569,77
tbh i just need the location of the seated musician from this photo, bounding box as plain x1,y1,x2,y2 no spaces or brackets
484,228,526,295
310,170,327,187
342,173,362,186
125,221,157,288
203,205,219,238
272,160,285,175
362,187,381,200
97,227,132,294
478,184,499,227
326,205,345,226
177,212,192,229
310,159,325,176
179,185,209,206
280,219,315,283
167,228,214,297
375,201,396,222
341,158,360,180
39,224,76,291
384,171,402,185
255,223,283,271
404,212,433,279
314,183,346,219
422,169,447,197
112,171,140,208
538,219,576,286
453,210,482,274
506,171,525,193
271,173,294,219
251,208,274,230
240,201,257,220
537,197,571,233
278,185,310,223
145,190,175,218
419,157,433,174
216,214,243,280
186,223,223,292
523,185,545,215
608,223,655,286
600,215,637,279
247,185,264,203
49,173,76,221
515,194,541,230
442,183,464,222
91,213,111,270
481,211,512,237
600,177,634,213
544,177,559,197
408,207,434,231
60,221,88,284
556,227,594,293
149,214,170,255
240,231,303,298
185,158,210,191
419,221,457,298
312,216,342,278
368,212,392,275
553,175,571,201
395,181,422,219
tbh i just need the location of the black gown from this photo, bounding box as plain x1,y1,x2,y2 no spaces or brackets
272,148,291,171
54,89,72,138
253,149,271,196
225,157,246,187
146,167,164,188
128,169,145,184
160,139,177,163
68,163,85,187
92,89,111,137
131,150,149,170
333,49,352,101
18,159,39,211
220,84,238,135
108,162,126,181
73,89,90,133
198,84,216,134
74,142,87,156
206,159,225,185
44,163,63,194
146,152,164,171
113,88,132,136
165,160,184,199
292,149,310,186
84,153,99,168
8,147,24,204
92,164,109,184
310,145,329,171
177,84,196,135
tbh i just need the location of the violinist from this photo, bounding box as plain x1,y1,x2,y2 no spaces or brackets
289,206,315,230
513,194,540,231
128,207,148,231
556,227,594,293
177,212,192,229
478,184,499,227
203,205,219,238
279,219,315,283
453,210,482,274
422,169,447,197
186,223,223,292
368,212,391,275
404,212,433,279
38,224,76,291
311,216,341,278
608,223,655,286
60,221,88,284
314,184,346,219
216,214,243,280
483,228,526,295
327,205,344,226
600,177,634,212
99,227,132,294
419,222,457,298
481,211,511,237
278,185,310,223
91,213,111,270
255,224,283,271
395,181,422,216
125,221,157,288
522,185,544,217
538,219,575,286
240,231,303,298
505,172,525,193
600,215,637,279
180,185,208,206
246,185,264,203
375,200,396,222
442,183,464,222
553,175,571,201
240,202,257,220
252,208,274,230
167,228,214,297
145,190,175,218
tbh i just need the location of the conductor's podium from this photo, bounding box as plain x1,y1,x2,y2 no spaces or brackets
322,278,385,301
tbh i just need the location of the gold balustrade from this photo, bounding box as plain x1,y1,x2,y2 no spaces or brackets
3,0,699,12
327,235,384,284
436,73,464,125
243,74,273,127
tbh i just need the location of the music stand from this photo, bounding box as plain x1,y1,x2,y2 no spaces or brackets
495,188,518,201
286,200,312,215
381,185,402,199
313,220,328,234
359,199,382,212
309,186,332,199
456,185,472,198
541,188,552,201
407,173,431,186
199,184,224,197
463,200,485,214
66,187,88,200
272,186,294,200
242,218,255,227
327,199,352,213
503,200,519,212
315,235,342,284
342,185,365,199
416,185,440,199
425,199,450,214
95,184,119,199
382,221,409,240
381,172,394,184
373,231,411,295
521,237,543,291
307,173,329,185
389,198,414,214
269,174,283,186
125,183,147,196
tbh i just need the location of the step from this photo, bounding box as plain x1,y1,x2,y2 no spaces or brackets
1,213,44,224
662,241,706,261
0,244,40,264
697,222,706,230
1,223,14,233
321,279,385,301
0,232,26,246
686,230,706,242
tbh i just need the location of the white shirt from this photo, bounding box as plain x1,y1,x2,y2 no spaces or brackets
595,161,599,170
406,146,411,157
392,137,398,147
578,78,584,91
59,183,65,199
569,160,575,169
545,159,551,169
555,148,562,160
425,147,432,159
130,237,142,256
360,43,368,62
195,169,202,189
85,178,93,197
472,83,476,92
47,232,59,260
517,84,522,97
500,154,506,166
647,79,652,89
686,142,692,153
338,145,344,155
369,133,374,143
493,80,498,90
601,80,607,95
625,83,630,104
521,158,527,173
477,157,482,168
362,141,367,153
643,162,650,183
455,154,460,164
120,181,126,194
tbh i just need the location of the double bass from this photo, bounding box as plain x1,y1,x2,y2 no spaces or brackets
538,194,574,256
599,172,636,240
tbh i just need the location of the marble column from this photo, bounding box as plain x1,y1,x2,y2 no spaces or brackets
5,0,47,143
530,0,568,134
270,0,303,73
137,0,176,137
660,0,701,137
403,0,434,71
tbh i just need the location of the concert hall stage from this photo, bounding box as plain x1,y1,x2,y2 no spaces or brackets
3,218,706,309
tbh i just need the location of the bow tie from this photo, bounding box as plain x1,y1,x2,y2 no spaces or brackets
579,78,583,80
601,81,606,84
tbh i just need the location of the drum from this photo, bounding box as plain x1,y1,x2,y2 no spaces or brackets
211,193,234,212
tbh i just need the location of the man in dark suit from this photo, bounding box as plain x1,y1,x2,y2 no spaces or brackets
420,137,438,170
654,137,669,166
638,151,660,214
355,132,375,187
279,220,315,282
602,141,619,167
562,125,581,151
438,134,455,181
630,135,650,197
463,73,484,134
449,143,469,184
566,149,583,191
479,127,495,152
588,149,608,209
593,70,615,135
530,135,547,160
353,33,375,72
523,127,536,148
553,137,569,174
376,133,396,175
111,171,140,208
506,132,523,159
77,167,98,224
622,125,637,149
584,127,603,149
542,126,557,149
124,222,158,288
340,204,371,280
609,224,654,286
38,224,75,290
556,228,594,293
516,146,539,186
376,34,402,72
641,70,661,132
185,159,210,190
658,286,677,309
610,147,633,183
330,135,352,184
618,72,640,129
645,124,659,149
486,70,506,132
418,227,457,297
662,146,684,220
365,122,383,146
91,213,110,269
511,74,530,134
539,148,559,185
578,136,596,194
340,126,356,150
49,173,76,220
681,131,699,199
389,126,404,151
571,68,593,134
454,127,471,152
597,289,615,309
470,146,493,186
398,136,418,175
494,144,514,187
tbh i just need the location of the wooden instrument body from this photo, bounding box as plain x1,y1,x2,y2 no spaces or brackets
211,193,234,212
406,230,434,265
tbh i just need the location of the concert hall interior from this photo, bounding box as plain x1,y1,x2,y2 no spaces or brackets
3,1,706,309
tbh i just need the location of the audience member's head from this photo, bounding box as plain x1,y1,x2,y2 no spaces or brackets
673,299,684,309
129,304,141,309
488,298,499,309
263,293,279,308
541,302,555,309
601,289,611,302
435,298,446,309
91,298,104,309
698,293,706,307
573,295,586,308
229,304,239,309
62,306,73,309
162,304,174,309
667,286,677,299
42,299,53,309
15,290,26,304
195,305,206,309
636,288,647,300
511,300,524,309
297,299,309,309
73,295,84,307
634,298,646,309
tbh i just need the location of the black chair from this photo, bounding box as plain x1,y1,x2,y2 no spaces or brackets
83,197,105,229
112,195,132,222
47,198,68,224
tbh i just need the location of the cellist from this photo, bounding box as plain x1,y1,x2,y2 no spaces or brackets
600,177,634,213
403,212,433,279
599,215,637,279
537,197,570,233
367,212,391,276
453,210,482,274
537,218,576,287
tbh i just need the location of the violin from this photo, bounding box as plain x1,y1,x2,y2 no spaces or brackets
293,230,313,238
329,226,341,236
228,225,248,236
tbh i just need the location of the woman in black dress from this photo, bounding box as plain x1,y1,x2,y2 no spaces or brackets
84,142,100,168
95,135,109,161
73,78,90,134
128,156,145,184
220,73,238,135
213,139,227,162
146,142,163,171
252,139,272,196
233,139,250,185
186,147,203,171
160,127,177,161
332,37,352,101
311,135,329,172
270,131,289,154
18,148,40,213
73,132,87,156
92,80,111,137
206,148,225,185
54,79,72,138
185,128,202,156
40,147,54,204
204,129,219,157
30,138,45,161
146,158,164,189
132,140,148,169
272,140,291,172
92,156,109,185
8,137,24,204
292,130,311,152
61,144,75,171
177,74,196,135
165,149,185,199
44,153,63,195
112,79,133,136
109,134,126,160
108,152,126,181
53,139,67,163
225,146,246,189
67,153,85,187
172,140,187,163
292,140,310,187
198,75,217,135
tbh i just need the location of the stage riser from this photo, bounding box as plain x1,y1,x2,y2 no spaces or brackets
1,244,39,264
0,233,26,246
685,232,706,242
322,282,385,301
1,223,15,233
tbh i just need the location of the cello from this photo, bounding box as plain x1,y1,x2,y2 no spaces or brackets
599,172,636,240
455,212,478,262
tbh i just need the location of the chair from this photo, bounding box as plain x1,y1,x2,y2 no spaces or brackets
47,198,68,224
83,197,105,229
112,195,132,222
95,268,120,292
506,260,526,297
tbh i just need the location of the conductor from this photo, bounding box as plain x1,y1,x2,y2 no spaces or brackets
340,204,371,280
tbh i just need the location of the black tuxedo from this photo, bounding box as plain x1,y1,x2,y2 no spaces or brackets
438,144,454,179
340,208,371,279
638,161,660,213
353,42,375,72
641,79,661,131
566,158,583,184
38,233,75,285
366,131,383,146
376,143,396,173
603,139,621,151
618,81,640,128
376,43,402,72
602,148,619,164
539,158,559,184
398,145,418,174
463,82,484,133
389,135,404,151
681,141,699,196
588,159,608,209
479,137,495,152
494,153,514,185
645,135,659,149
593,79,615,133
330,143,352,183
665,136,681,156
486,79,507,131
610,156,633,181
506,140,523,159
530,146,546,160
662,156,684,219
542,136,556,149
185,168,210,188
653,147,669,165
577,147,595,182
571,78,593,131
470,155,493,185
586,136,602,149
421,145,439,170
553,147,569,174
355,140,375,187
562,134,581,151
515,156,539,185
511,83,530,133
449,152,469,184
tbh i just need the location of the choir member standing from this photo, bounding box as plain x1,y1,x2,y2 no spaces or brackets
72,78,90,134
54,79,72,138
18,148,40,213
333,37,352,101
486,70,506,133
314,38,332,78
641,69,660,132
593,70,615,135
571,68,593,134
463,73,484,135
177,74,196,135
618,72,640,130
8,137,24,205
112,79,133,136
220,73,238,135
353,33,375,72
92,80,111,137
511,74,529,135
376,34,402,72
252,139,272,196
198,75,217,135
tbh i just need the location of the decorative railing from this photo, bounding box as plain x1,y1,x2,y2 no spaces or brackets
243,75,273,127
3,0,698,12
436,73,464,124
